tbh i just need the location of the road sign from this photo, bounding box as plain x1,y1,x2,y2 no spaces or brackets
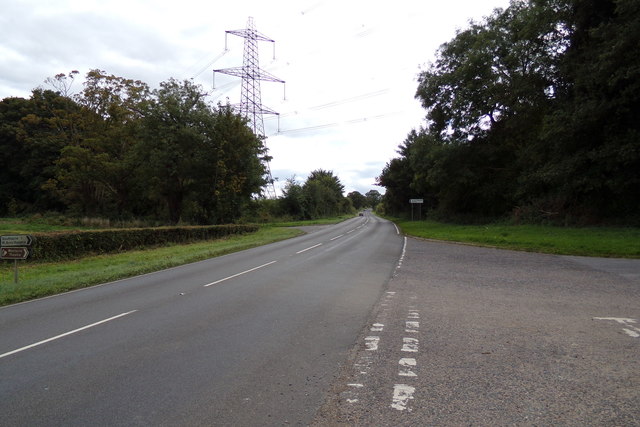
1,235,33,247
409,199,424,204
1,247,30,260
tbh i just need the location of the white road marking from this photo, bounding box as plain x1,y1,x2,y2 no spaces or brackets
204,261,277,287
296,243,323,254
594,317,640,338
348,383,364,388
405,321,419,333
402,337,419,352
391,384,415,411
365,336,380,351
330,234,344,241
396,237,407,268
399,358,417,377
371,323,384,332
0,310,138,359
594,317,637,324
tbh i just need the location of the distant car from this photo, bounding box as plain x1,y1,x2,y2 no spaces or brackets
358,212,364,216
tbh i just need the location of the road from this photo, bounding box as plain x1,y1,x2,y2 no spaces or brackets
314,237,640,426
0,213,404,426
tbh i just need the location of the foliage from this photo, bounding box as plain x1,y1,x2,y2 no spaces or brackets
29,224,258,261
377,0,640,224
0,71,268,224
347,191,367,210
276,171,353,220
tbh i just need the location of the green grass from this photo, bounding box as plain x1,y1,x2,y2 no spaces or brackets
395,219,640,258
0,217,87,234
266,214,355,228
0,227,302,306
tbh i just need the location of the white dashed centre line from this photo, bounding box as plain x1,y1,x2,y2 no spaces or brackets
0,310,138,359
204,261,277,287
296,243,322,254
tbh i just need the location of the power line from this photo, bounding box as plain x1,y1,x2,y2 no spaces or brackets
273,111,402,136
191,49,228,79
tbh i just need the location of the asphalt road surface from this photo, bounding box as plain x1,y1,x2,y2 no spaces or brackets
0,213,403,426
314,237,640,426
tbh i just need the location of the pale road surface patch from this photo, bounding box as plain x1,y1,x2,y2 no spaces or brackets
313,238,640,426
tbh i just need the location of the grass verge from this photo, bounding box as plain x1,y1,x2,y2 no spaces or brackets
0,227,302,306
395,220,640,258
265,215,355,228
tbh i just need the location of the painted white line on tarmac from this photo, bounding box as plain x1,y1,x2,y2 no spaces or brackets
204,261,277,287
399,358,417,377
296,243,322,254
0,310,138,359
402,337,419,352
330,234,344,241
365,336,380,351
594,317,640,338
371,323,384,332
391,384,415,411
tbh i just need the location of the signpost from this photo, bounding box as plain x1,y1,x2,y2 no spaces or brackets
1,235,34,284
1,247,30,259
1,235,33,247
409,199,424,221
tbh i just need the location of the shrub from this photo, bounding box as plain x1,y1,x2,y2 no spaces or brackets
29,224,258,261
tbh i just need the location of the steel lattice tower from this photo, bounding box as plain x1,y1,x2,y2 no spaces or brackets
214,17,285,199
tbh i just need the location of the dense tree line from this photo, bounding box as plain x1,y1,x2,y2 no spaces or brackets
377,0,639,224
1,71,270,224
1,70,358,224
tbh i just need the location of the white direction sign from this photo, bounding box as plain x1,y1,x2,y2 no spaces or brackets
409,199,424,204
1,235,34,247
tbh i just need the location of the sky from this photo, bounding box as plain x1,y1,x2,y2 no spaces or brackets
1,0,511,196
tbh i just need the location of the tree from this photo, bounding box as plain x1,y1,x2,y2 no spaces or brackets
364,190,382,209
380,0,638,223
46,70,151,216
0,96,33,214
8,89,83,213
279,176,306,219
533,0,640,220
301,169,349,218
134,79,265,224
347,191,367,210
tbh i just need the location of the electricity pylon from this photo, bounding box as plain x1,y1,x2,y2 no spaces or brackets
213,17,285,199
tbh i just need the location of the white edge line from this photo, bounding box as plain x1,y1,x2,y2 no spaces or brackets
330,234,345,241
296,243,322,254
0,310,138,359
204,260,277,287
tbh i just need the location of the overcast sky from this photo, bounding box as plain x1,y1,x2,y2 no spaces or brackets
1,0,510,196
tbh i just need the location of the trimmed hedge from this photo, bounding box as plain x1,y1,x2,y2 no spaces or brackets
29,224,259,261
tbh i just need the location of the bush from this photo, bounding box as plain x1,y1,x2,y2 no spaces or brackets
29,224,258,261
